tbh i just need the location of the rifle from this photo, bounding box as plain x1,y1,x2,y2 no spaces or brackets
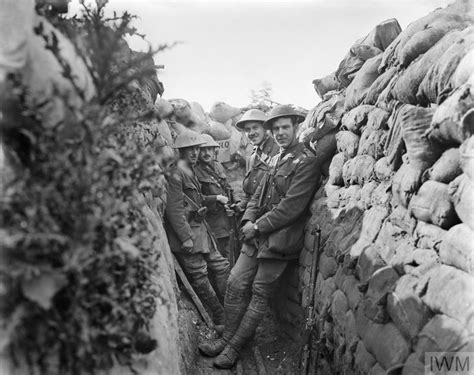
300,225,321,375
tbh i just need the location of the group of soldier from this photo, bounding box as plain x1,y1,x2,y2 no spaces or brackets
164,105,322,369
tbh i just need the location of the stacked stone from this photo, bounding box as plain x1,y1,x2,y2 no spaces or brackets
295,1,474,373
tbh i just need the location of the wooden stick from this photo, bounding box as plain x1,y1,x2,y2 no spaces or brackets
253,346,267,375
173,256,215,329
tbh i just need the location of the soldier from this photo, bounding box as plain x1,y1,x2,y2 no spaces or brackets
199,105,322,368
165,129,230,328
195,134,234,259
234,109,280,212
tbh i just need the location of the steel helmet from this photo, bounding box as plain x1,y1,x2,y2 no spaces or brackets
263,105,305,130
200,133,220,148
235,109,268,130
172,129,206,149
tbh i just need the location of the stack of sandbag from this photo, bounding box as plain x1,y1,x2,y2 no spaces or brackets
293,2,474,374
311,18,401,99
379,0,474,71
168,98,210,134
209,102,241,123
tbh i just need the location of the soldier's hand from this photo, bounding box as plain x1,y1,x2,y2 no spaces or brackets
241,221,257,240
216,195,229,205
181,238,194,252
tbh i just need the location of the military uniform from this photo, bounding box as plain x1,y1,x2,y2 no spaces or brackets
240,135,280,210
195,160,233,258
204,139,322,365
165,160,230,323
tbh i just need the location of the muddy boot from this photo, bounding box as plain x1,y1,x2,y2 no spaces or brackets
193,279,225,326
199,287,248,357
213,294,267,369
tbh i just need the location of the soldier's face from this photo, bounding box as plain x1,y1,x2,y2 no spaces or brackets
181,145,200,165
243,121,266,146
272,117,296,148
199,146,215,164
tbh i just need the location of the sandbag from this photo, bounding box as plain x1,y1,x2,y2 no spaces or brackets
154,119,173,145
380,0,474,72
169,98,193,125
392,163,423,208
387,274,432,340
341,104,374,134
417,26,474,105
312,72,340,99
371,180,392,208
364,67,398,105
336,131,360,159
366,108,390,131
374,74,399,112
397,20,470,68
208,120,232,141
354,341,376,374
350,155,376,185
350,206,389,258
374,157,393,182
448,174,474,230
328,152,348,186
401,105,441,170
345,55,383,111
363,322,410,370
415,313,470,357
155,98,174,119
409,180,458,229
414,221,446,251
451,48,474,88
339,185,362,207
421,264,474,324
363,266,399,324
209,102,241,123
336,44,382,88
392,30,464,104
384,103,407,170
189,102,208,123
422,148,462,183
359,181,379,209
337,18,401,86
326,185,343,209
439,223,474,274
460,136,474,180
427,83,474,145
357,128,387,160
311,130,338,165
306,92,346,141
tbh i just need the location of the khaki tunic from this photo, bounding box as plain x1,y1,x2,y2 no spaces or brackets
242,141,322,260
241,135,280,209
195,160,232,239
164,162,217,254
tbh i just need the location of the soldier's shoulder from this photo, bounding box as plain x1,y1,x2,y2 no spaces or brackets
294,144,319,166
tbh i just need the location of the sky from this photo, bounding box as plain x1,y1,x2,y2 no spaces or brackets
70,0,452,111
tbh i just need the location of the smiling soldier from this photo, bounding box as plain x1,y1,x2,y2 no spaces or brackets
235,109,280,212
199,105,322,368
